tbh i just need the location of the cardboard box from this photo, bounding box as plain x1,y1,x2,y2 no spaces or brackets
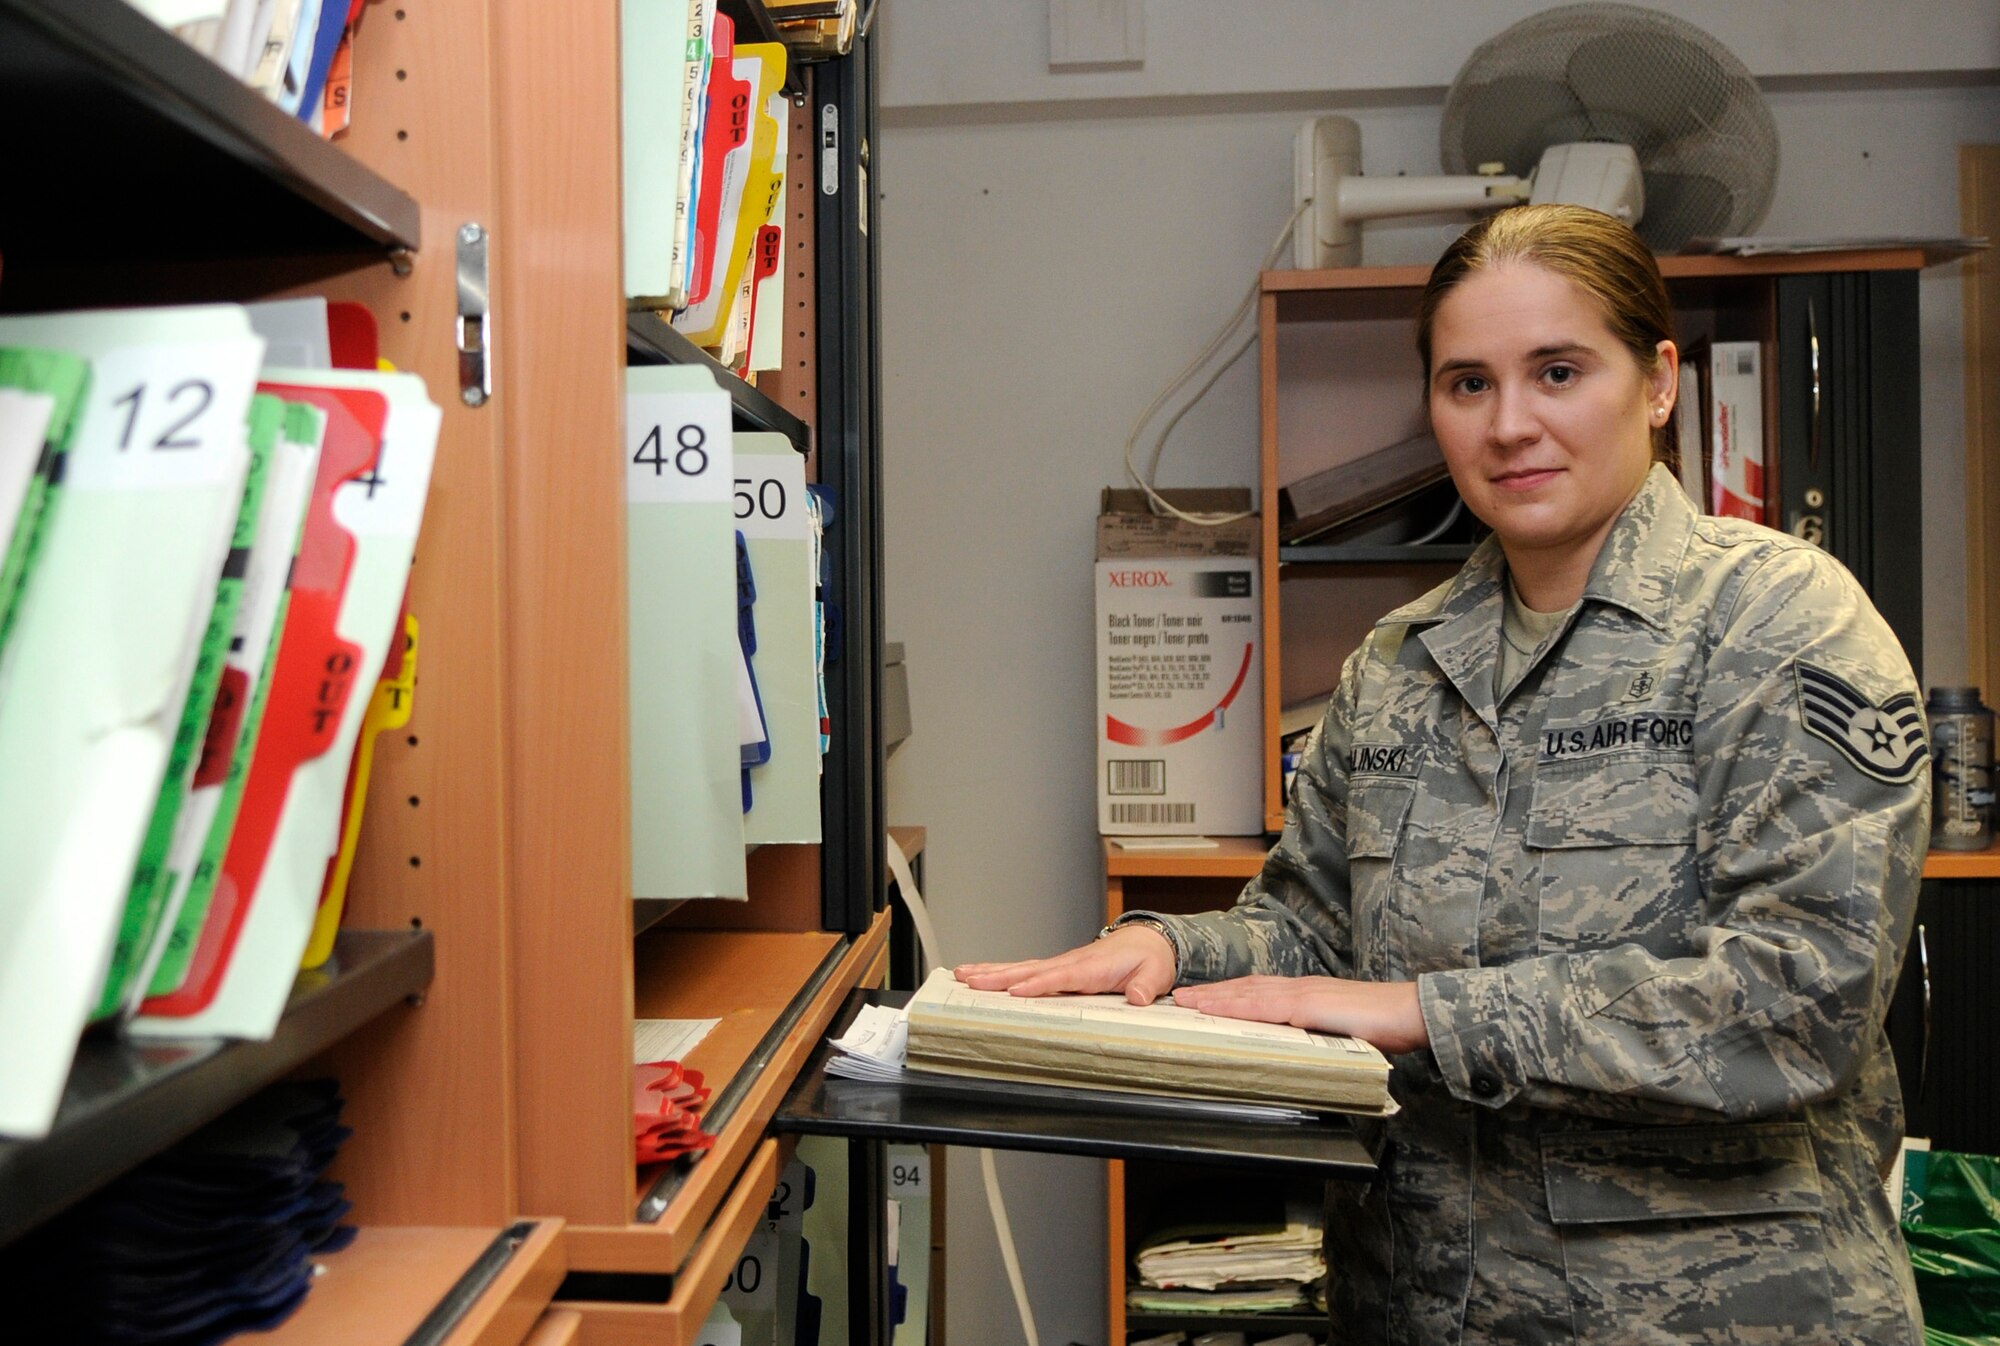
1096,489,1263,836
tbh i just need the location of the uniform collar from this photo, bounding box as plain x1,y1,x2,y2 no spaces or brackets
1379,465,1692,729
1377,463,1692,636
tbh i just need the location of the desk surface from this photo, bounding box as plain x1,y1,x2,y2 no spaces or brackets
772,991,1377,1177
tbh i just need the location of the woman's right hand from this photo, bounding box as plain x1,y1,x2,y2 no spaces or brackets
954,925,1176,1005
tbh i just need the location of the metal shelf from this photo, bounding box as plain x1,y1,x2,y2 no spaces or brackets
0,0,420,267
626,312,813,452
0,928,434,1247
1280,542,1478,566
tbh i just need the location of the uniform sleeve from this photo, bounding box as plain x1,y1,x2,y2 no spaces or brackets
1420,547,1930,1120
1114,645,1369,985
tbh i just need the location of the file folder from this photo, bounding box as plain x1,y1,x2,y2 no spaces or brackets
137,369,438,1040
137,400,326,1007
623,0,692,302
627,364,748,899
0,305,264,1138
737,433,820,844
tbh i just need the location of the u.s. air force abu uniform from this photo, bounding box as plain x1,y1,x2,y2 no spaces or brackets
1122,466,1931,1344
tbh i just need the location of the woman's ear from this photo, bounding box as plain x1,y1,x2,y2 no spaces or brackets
1650,338,1681,421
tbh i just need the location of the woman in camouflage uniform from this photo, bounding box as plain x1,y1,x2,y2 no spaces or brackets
959,204,1931,1344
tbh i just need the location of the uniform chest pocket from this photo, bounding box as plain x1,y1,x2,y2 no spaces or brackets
1346,778,1414,979
1348,777,1415,858
1528,753,1700,957
1542,1123,1834,1344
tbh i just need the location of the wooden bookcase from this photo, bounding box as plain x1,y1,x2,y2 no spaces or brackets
0,2,893,1342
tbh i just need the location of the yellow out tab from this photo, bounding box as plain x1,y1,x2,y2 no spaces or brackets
301,611,419,969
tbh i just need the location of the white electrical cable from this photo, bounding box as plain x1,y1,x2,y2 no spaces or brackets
884,832,1042,1346
1121,198,1310,527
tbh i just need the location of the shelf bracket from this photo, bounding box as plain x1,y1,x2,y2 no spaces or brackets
456,222,493,408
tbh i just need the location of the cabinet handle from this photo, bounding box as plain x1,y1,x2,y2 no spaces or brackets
1918,921,1932,1102
1807,297,1822,472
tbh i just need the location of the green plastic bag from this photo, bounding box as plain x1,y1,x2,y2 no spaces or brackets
1904,1149,2000,1342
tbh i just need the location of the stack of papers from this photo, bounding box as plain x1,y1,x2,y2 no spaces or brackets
902,968,1394,1116
826,996,1316,1123
1135,1215,1325,1293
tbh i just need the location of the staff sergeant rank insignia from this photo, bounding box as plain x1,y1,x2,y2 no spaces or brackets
1796,659,1929,783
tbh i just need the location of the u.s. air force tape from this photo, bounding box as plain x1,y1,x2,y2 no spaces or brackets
1795,660,1929,784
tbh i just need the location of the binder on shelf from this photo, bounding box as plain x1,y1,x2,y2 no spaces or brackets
627,364,749,900
1277,431,1451,546
676,36,786,350
137,399,327,1008
93,394,287,1021
0,346,91,661
668,0,722,309
0,304,266,1139
682,11,746,314
738,432,821,844
622,0,693,304
1709,340,1765,523
137,368,440,1040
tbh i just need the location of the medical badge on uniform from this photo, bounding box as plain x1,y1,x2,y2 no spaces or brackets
1796,660,1929,783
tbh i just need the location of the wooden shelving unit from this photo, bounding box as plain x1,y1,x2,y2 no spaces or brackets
1924,840,2000,880
264,1221,566,1346
0,0,580,1336
0,0,420,273
0,930,432,1246
3,0,892,1337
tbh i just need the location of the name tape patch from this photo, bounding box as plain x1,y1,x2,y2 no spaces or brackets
1348,743,1419,777
1796,660,1928,784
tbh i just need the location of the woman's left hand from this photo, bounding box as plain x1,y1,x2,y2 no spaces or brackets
1172,976,1431,1055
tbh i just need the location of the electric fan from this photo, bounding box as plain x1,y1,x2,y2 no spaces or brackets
1295,3,1779,267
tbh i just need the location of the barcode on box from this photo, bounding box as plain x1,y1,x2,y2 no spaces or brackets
1732,348,1756,376
1108,760,1165,795
1111,802,1196,826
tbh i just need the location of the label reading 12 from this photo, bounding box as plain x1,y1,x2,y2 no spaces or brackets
70,338,263,491
627,390,731,505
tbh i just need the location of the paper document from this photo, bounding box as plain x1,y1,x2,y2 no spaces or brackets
626,365,748,899
634,1017,720,1065
0,305,264,1138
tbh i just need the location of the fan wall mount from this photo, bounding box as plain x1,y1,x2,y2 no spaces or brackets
1294,3,1779,267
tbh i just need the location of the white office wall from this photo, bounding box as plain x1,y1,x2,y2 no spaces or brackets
875,9,2000,1343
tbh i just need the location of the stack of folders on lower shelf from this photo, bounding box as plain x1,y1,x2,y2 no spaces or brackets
1128,1198,1327,1321
0,1080,355,1345
623,0,793,373
625,366,827,904
891,970,1393,1117
0,300,440,1142
127,0,377,138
